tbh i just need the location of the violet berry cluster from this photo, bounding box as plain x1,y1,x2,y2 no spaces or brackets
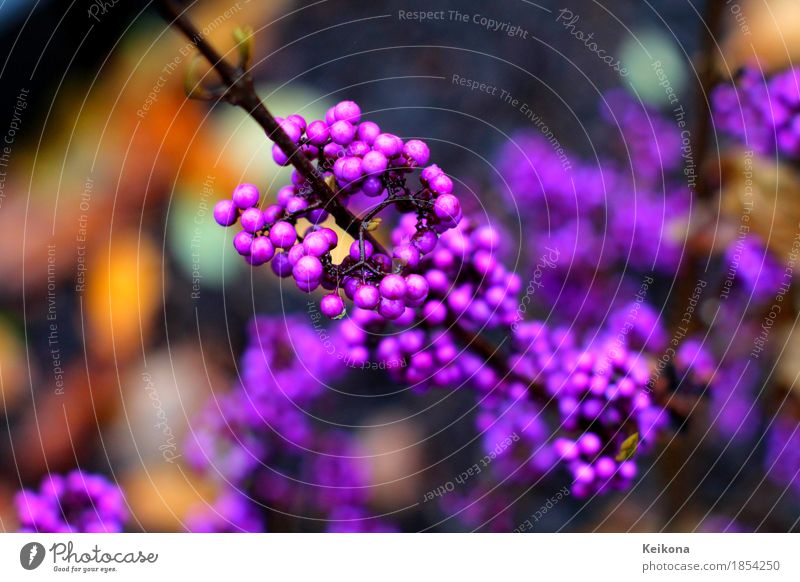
213,100,463,320
712,67,800,160
340,215,520,389
15,470,128,533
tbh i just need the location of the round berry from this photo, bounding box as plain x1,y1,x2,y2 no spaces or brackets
354,284,380,309
271,252,292,277
213,199,238,226
269,221,297,249
434,194,461,222
306,120,330,146
412,229,438,254
403,139,430,166
424,269,448,294
357,121,381,144
233,231,253,256
250,236,275,264
276,186,295,207
287,243,307,266
379,298,406,320
293,255,323,283
263,204,283,223
405,274,429,301
347,140,370,157
473,225,500,251
361,151,388,175
323,143,344,159
373,133,403,157
287,114,306,131
303,231,331,257
319,228,339,248
429,173,453,195
420,164,444,184
240,208,266,233
379,274,407,299
232,183,259,209
285,197,309,214
349,240,374,260
423,300,447,325
361,176,384,197
324,106,337,125
578,433,603,457
320,293,346,318
333,100,361,123
392,244,420,268
333,156,363,183
278,119,302,143
272,144,290,166
330,120,356,145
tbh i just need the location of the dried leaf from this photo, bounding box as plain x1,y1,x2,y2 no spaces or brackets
615,432,640,462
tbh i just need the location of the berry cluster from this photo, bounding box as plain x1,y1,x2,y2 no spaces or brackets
340,216,520,389
712,67,800,160
213,100,463,320
186,315,394,532
15,470,128,533
511,324,669,498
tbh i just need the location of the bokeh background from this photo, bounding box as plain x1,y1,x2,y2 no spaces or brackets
1,0,799,532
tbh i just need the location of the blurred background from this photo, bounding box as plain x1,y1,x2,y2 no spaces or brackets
1,0,799,532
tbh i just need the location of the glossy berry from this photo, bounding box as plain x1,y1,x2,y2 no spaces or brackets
214,199,238,226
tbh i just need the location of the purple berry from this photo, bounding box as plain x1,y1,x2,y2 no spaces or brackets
285,197,309,214
263,204,283,223
272,144,290,166
232,183,260,209
330,120,356,145
403,139,430,166
271,252,292,277
423,300,447,325
354,284,380,309
349,240,374,260
250,236,275,264
302,232,329,257
434,194,461,222
320,293,346,318
319,228,339,247
306,120,330,145
287,243,307,266
379,274,407,299
392,244,420,268
361,151,388,175
579,433,602,456
429,173,453,195
412,229,438,254
421,164,444,184
334,156,363,183
378,298,406,320
269,221,297,249
240,208,265,233
404,274,429,301
233,231,254,256
373,133,403,157
213,199,238,226
293,255,323,283
361,176,384,197
333,100,361,123
357,121,381,144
